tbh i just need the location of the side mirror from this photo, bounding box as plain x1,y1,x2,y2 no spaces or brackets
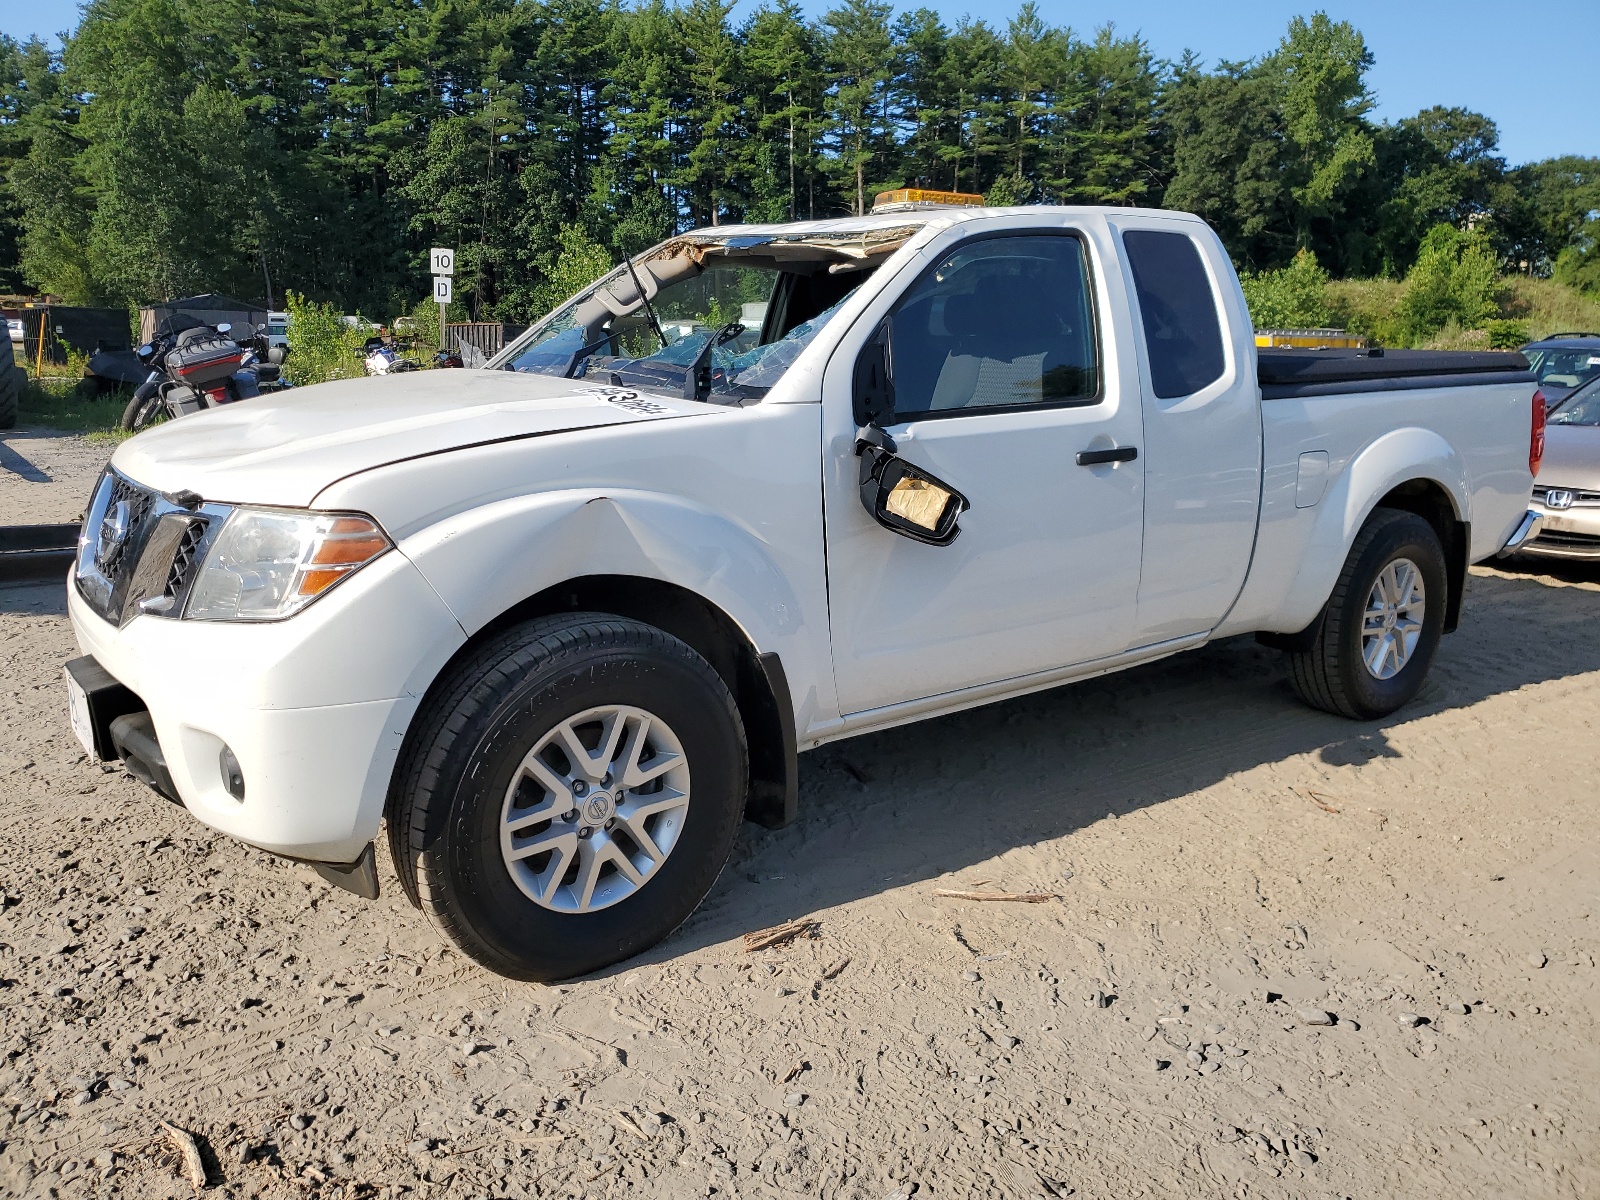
136,343,155,361
856,428,969,546
853,320,894,426
215,322,232,334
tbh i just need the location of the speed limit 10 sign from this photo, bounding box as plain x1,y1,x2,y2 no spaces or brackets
430,247,455,275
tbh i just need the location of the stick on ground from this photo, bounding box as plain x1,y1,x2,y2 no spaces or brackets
933,889,1056,903
742,918,820,952
1305,789,1342,814
158,1119,207,1192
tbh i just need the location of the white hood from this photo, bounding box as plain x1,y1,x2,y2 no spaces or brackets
111,370,711,508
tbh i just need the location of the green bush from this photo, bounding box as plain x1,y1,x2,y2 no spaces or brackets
1240,248,1332,329
284,292,368,386
1552,226,1600,297
1485,319,1530,349
1396,224,1499,345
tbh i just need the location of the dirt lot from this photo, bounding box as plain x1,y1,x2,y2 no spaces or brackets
0,430,109,526
0,498,1596,1197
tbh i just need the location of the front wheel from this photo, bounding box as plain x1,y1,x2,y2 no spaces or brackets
389,614,747,981
1285,508,1448,720
119,389,166,432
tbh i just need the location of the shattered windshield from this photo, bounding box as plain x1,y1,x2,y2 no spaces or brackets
497,225,924,401
505,261,866,402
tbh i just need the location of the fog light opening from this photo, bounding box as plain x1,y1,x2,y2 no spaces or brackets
219,744,246,801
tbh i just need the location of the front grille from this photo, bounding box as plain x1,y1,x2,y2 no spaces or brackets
101,475,158,582
163,518,209,600
75,471,231,625
1533,487,1600,506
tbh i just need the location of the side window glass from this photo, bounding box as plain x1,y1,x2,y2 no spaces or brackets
1122,229,1225,399
888,234,1099,418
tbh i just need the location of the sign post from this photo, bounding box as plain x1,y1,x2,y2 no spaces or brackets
430,248,455,354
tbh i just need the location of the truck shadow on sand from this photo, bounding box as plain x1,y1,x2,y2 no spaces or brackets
656,562,1600,963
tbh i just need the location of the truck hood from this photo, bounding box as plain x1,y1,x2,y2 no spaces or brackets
111,370,713,507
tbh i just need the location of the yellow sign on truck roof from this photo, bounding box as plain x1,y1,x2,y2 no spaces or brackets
1254,328,1368,349
872,188,986,212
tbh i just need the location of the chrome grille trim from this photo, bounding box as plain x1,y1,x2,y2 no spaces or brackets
74,469,232,626
1532,487,1600,507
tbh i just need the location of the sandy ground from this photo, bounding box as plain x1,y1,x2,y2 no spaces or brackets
1,555,1597,1199
0,430,111,526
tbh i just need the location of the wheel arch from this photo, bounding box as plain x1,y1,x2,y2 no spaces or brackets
386,574,798,900
1369,477,1469,633
1263,428,1471,638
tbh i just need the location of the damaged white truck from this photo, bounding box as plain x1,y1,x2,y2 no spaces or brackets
65,200,1545,980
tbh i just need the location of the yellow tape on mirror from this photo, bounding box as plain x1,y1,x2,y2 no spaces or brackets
885,477,950,530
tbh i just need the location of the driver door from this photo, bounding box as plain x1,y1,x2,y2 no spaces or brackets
821,219,1147,716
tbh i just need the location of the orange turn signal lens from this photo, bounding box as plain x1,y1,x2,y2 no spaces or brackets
294,515,391,599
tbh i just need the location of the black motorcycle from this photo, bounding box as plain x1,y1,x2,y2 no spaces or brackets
118,316,288,432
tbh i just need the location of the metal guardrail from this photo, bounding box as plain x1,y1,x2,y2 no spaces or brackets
0,523,78,582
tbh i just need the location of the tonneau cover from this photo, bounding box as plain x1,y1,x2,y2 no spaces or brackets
1258,347,1534,399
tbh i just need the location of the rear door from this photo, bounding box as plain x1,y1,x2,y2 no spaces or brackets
1110,216,1262,643
820,214,1147,716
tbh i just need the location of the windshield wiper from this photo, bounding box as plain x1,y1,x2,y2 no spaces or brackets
561,331,617,379
623,253,668,350
684,322,745,401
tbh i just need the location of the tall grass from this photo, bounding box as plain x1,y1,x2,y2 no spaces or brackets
1317,275,1600,350
1499,277,1600,340
14,367,132,438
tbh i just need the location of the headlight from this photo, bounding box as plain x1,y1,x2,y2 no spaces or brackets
185,508,392,621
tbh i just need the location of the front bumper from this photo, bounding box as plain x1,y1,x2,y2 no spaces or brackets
1504,495,1600,560
67,549,467,864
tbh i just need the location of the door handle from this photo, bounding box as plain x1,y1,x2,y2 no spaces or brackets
1076,446,1138,466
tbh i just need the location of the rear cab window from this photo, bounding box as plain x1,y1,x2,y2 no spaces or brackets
1122,229,1226,399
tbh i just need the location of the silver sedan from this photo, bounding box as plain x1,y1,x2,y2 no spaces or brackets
1521,377,1600,559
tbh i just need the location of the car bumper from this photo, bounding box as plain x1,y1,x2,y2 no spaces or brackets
1510,499,1600,560
67,550,466,863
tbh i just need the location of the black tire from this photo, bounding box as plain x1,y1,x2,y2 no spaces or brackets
389,613,747,981
119,391,165,432
1285,508,1448,720
0,335,20,429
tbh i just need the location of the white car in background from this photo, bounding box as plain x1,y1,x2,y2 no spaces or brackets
64,201,1542,980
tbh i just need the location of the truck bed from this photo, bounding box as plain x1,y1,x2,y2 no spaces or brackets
1258,348,1535,400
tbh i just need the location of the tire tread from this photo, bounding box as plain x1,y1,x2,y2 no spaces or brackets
387,612,745,978
1285,507,1439,720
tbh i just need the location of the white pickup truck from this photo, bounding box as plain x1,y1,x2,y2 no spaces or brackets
65,203,1545,980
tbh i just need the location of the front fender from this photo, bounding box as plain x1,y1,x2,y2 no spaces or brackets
397,487,829,724
1272,426,1469,632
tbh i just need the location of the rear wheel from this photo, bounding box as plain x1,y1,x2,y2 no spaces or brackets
1285,508,1448,720
390,613,747,981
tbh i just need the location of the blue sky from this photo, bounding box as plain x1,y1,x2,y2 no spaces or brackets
6,0,1593,166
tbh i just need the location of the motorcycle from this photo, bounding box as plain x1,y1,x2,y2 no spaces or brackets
363,336,418,375
119,316,288,432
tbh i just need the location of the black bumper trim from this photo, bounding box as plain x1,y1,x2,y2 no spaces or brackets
109,711,181,804
311,843,380,900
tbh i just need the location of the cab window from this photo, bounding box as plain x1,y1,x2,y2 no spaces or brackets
886,234,1100,419
1123,229,1226,399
